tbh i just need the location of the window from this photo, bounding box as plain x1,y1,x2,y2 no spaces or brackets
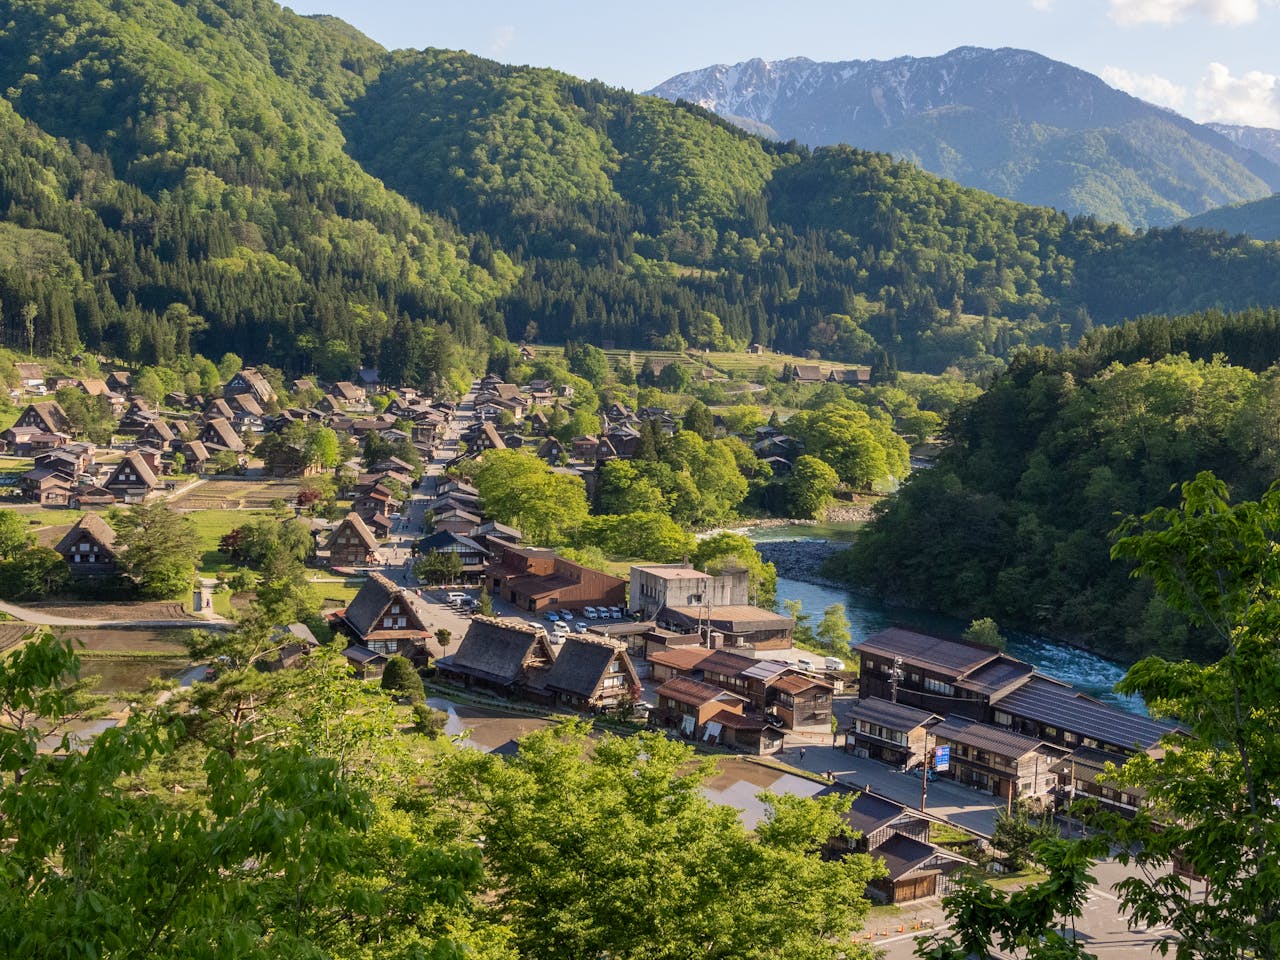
924,677,954,696
993,710,1012,725
1063,731,1078,745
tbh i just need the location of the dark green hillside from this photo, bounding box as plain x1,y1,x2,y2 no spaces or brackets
1181,193,1280,241
0,0,506,377
830,308,1280,664
2,1,1280,378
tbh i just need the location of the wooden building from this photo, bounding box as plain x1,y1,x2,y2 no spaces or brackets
54,513,119,577
104,451,162,503
844,697,941,769
856,628,1032,721
535,636,641,711
485,543,626,615
819,784,970,903
327,513,381,568
335,572,431,656
436,616,557,696
930,716,1067,805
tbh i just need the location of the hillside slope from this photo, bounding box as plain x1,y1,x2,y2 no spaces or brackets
2,4,1280,379
1180,193,1280,241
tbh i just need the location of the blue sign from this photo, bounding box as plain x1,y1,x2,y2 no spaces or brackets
934,745,950,772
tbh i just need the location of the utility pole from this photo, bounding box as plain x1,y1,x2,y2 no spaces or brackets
920,732,930,812
890,655,904,703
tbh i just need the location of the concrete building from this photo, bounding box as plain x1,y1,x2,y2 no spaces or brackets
628,563,750,618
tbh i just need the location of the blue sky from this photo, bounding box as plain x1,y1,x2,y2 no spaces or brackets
288,0,1280,126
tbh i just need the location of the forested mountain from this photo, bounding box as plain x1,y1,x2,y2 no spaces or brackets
1180,193,1280,240
4,2,1280,379
1207,122,1280,166
829,307,1280,664
649,47,1280,229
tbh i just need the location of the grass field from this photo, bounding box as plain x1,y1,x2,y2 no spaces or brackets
530,343,868,380
184,508,274,575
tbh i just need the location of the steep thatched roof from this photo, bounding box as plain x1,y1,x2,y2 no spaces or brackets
446,616,555,687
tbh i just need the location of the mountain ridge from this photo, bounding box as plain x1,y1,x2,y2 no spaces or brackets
648,46,1280,228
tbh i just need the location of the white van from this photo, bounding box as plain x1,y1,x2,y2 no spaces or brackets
824,657,846,672
796,657,815,672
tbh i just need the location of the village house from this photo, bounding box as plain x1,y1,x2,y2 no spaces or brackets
15,362,45,392
12,400,73,436
332,381,366,405
326,513,382,569
104,450,163,503
536,635,641,712
819,784,971,904
181,440,212,473
224,366,277,405
988,673,1174,756
334,572,431,657
844,697,942,769
436,616,557,697
650,676,779,753
858,628,1176,767
856,628,1032,721
1050,745,1150,820
198,417,246,453
138,419,177,450
54,513,119,577
20,450,81,504
117,399,156,434
768,672,835,731
416,530,490,582
486,543,626,614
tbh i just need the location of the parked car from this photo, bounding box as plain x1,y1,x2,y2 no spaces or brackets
584,606,599,619
824,657,846,671
907,764,937,782
544,611,560,623
796,657,816,672
608,606,623,619
446,591,468,604
458,597,478,611
552,621,570,636
526,621,547,635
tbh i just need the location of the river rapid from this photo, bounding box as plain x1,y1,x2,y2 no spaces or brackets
747,525,1144,713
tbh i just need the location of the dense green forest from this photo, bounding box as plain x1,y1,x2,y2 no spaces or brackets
2,0,1280,381
829,307,1280,663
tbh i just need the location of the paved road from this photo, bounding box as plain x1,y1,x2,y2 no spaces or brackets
381,383,478,588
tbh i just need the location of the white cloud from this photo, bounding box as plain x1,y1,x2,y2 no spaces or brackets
1029,0,1053,10
1100,66,1188,110
1109,0,1263,25
1195,61,1280,127
489,25,515,57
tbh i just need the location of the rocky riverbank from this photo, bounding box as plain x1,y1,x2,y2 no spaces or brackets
756,539,851,590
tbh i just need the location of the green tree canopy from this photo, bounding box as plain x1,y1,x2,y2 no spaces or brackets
112,502,200,599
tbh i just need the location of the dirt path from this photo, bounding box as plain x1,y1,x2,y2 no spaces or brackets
0,599,231,628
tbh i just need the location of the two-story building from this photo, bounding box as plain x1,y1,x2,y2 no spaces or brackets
436,616,557,697
929,716,1066,805
844,697,942,769
535,635,640,712
856,628,1032,721
335,572,431,657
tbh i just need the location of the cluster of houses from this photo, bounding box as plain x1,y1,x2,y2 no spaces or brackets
411,478,523,582
846,628,1177,818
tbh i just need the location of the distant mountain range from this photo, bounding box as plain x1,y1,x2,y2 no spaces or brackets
649,47,1280,229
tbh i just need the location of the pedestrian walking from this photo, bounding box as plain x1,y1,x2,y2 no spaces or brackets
799,747,806,762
